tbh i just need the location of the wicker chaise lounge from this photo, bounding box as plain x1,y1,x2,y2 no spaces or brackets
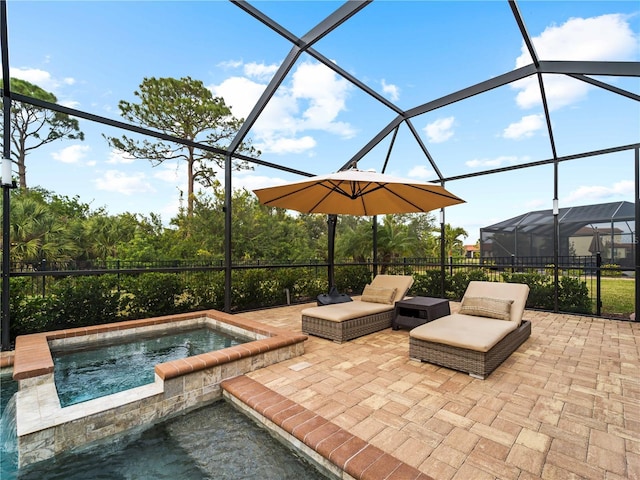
301,275,414,343
409,281,530,379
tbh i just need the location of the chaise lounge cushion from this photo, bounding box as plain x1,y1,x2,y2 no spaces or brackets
302,300,395,322
410,313,518,352
301,274,414,323
301,275,414,343
459,296,513,321
459,281,529,324
360,284,397,304
409,281,530,378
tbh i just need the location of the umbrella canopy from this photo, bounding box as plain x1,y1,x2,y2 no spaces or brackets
253,169,465,216
588,229,603,254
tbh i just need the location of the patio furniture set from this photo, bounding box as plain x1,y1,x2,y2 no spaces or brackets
301,276,531,379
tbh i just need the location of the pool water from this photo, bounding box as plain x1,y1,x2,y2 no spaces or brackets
1,373,19,479
53,327,248,407
2,399,330,480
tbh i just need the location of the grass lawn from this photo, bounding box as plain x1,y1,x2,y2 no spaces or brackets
588,277,635,318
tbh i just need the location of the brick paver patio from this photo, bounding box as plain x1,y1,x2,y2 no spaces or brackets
238,301,640,480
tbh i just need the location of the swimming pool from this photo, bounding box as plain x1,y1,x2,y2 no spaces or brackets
2,391,330,480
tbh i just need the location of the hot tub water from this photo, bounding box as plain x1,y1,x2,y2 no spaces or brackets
53,327,247,407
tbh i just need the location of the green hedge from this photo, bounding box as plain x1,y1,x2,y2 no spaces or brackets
6,266,593,341
501,272,591,313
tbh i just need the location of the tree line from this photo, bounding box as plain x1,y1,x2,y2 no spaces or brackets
2,76,469,266
4,185,470,267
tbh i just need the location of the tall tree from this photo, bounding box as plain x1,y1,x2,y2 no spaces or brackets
2,78,85,188
105,76,258,217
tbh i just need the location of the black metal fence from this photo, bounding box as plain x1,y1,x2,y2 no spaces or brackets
6,254,636,320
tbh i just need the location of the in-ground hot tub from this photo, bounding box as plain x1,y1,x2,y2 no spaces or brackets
11,310,307,467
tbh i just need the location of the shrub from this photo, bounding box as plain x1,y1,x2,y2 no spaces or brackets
502,272,554,309
9,289,59,339
120,273,185,318
601,264,622,277
48,275,121,329
231,269,278,310
448,269,490,300
410,270,444,297
182,271,225,310
335,265,370,294
558,276,591,313
502,271,591,313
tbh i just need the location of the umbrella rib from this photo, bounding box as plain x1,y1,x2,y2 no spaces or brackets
307,180,358,212
380,184,462,211
262,182,322,204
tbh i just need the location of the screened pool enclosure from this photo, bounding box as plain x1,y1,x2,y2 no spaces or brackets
481,201,636,270
1,0,639,349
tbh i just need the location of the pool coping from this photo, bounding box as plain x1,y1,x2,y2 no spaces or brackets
12,309,306,382
222,375,435,480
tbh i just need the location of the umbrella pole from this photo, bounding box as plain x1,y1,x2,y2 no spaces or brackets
373,215,378,277
327,214,337,293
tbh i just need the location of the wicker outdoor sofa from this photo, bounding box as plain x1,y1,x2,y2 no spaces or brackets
301,275,414,343
409,281,531,379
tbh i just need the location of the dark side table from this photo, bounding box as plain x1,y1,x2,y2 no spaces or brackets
392,296,450,330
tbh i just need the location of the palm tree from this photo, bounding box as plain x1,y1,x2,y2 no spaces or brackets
376,215,418,272
443,223,468,257
4,193,79,266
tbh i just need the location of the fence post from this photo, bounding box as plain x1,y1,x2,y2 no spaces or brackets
41,258,47,297
596,252,602,317
511,254,515,273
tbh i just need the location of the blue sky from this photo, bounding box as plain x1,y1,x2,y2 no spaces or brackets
4,0,639,243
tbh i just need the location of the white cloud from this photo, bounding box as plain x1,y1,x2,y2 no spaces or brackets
153,162,187,184
94,170,155,195
564,180,633,203
465,155,525,169
210,60,354,155
244,62,279,80
212,76,269,120
424,116,455,143
51,144,90,164
233,173,290,193
513,14,639,110
381,79,400,102
106,149,135,164
291,61,353,135
11,67,54,89
408,165,435,180
502,114,544,140
11,67,76,94
60,100,81,109
257,136,316,154
217,59,244,70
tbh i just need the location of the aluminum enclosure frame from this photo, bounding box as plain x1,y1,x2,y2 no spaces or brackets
1,0,639,350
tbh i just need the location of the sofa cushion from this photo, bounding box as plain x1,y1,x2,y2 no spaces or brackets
409,314,518,352
361,284,397,304
459,296,513,321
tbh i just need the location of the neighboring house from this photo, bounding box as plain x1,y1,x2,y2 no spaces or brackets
479,201,635,268
464,245,479,259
